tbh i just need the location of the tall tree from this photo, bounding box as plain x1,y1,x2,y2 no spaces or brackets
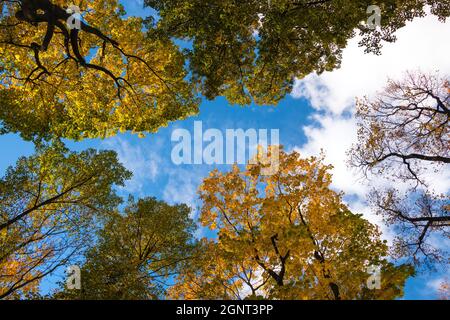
54,197,197,300
0,142,131,299
169,148,413,300
0,0,199,141
146,0,449,105
349,72,449,265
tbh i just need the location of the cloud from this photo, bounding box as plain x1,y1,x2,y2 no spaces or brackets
291,14,450,234
294,112,450,199
295,114,365,196
292,14,450,115
163,168,202,211
292,114,396,241
102,137,160,194
426,272,449,298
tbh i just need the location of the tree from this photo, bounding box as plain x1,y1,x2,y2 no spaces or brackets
0,142,131,299
0,0,199,141
54,197,197,300
2,1,448,140
146,0,449,105
349,72,449,265
169,148,413,300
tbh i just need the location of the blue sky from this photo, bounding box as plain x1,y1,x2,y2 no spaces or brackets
1,0,448,299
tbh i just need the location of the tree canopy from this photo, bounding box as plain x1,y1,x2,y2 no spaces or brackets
1,1,449,140
54,197,196,299
0,0,445,300
0,142,131,299
169,148,414,299
0,0,199,141
146,0,449,105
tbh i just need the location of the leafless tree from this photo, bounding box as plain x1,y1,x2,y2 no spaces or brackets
349,72,449,265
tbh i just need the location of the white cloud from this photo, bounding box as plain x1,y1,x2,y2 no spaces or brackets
427,275,449,290
163,168,201,211
102,137,160,194
294,112,450,199
292,14,450,115
292,14,450,231
295,114,365,196
426,272,449,298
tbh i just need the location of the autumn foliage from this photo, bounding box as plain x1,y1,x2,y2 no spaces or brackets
0,0,448,301
0,0,198,140
169,149,413,300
